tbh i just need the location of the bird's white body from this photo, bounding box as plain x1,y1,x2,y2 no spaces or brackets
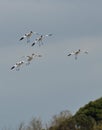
67,49,88,60
25,53,42,65
31,34,52,46
19,31,38,43
11,61,25,71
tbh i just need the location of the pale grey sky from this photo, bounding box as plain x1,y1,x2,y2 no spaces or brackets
0,0,102,128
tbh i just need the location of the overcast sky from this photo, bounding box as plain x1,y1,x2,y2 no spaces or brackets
0,0,102,128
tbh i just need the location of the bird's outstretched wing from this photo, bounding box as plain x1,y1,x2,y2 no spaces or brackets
11,65,16,70
84,51,88,54
19,35,26,41
45,34,53,37
67,52,75,56
11,61,24,71
31,39,38,46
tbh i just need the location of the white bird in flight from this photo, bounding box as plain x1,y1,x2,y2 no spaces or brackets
19,31,39,43
67,49,88,60
11,61,25,71
24,53,42,65
31,34,52,46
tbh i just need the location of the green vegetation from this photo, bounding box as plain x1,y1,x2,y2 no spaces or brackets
3,97,102,130
48,97,102,130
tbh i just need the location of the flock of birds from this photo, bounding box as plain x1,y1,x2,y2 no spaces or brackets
11,31,52,71
11,31,88,71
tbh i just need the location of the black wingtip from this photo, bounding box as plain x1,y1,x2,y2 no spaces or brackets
11,66,15,70
19,37,24,41
31,43,35,46
68,54,71,56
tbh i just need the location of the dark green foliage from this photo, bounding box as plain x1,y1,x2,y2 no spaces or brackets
75,97,102,122
48,97,102,130
74,114,95,130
